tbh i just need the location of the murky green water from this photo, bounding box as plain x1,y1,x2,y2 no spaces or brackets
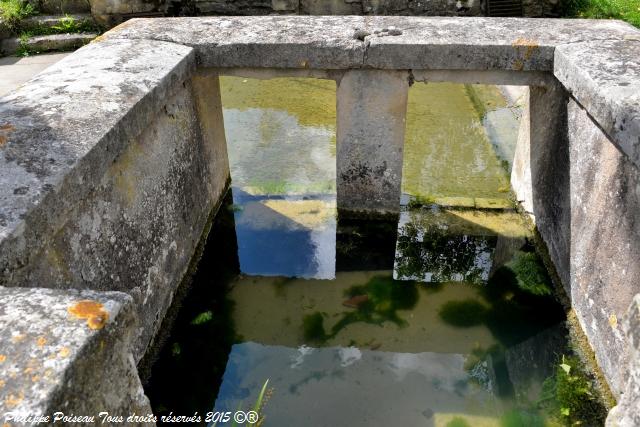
144,78,607,426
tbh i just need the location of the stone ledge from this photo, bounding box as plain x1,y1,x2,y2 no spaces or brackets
0,287,152,425
554,39,640,169
0,37,195,285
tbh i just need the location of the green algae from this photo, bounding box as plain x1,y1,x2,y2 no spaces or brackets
220,76,336,129
403,82,512,202
506,251,553,296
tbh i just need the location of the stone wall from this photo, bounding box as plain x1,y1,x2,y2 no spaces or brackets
89,0,558,27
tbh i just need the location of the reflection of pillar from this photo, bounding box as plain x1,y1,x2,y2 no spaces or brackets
336,70,409,218
336,217,398,272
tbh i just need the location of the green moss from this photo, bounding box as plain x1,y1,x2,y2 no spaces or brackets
537,355,607,425
302,312,328,344
499,409,545,427
446,417,472,427
403,82,511,201
220,76,336,129
439,299,488,327
506,251,553,296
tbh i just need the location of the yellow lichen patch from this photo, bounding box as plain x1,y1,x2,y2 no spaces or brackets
58,347,71,358
11,334,25,343
0,379,5,388
67,300,109,330
36,336,47,347
0,354,6,363
609,314,618,329
31,375,40,383
4,392,24,408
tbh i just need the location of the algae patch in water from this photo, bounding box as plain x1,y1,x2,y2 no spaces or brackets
403,82,512,202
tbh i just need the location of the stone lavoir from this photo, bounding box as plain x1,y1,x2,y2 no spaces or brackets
0,15,639,427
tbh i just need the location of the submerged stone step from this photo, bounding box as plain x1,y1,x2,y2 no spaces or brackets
0,32,98,55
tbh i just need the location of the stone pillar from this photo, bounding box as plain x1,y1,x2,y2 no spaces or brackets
336,70,409,218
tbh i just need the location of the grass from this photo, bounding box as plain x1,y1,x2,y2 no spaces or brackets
562,0,640,28
0,0,34,28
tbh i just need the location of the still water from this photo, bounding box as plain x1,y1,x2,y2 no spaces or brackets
145,78,606,426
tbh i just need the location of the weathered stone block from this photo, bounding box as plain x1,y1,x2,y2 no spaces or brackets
0,287,152,425
567,99,640,396
336,70,409,217
300,0,361,14
606,294,640,426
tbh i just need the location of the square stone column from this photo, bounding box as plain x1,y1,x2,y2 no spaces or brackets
336,69,409,218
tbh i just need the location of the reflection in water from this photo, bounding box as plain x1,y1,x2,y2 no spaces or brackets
144,78,607,426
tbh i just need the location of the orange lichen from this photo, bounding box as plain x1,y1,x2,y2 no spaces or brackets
68,300,109,330
0,124,15,148
36,337,47,347
0,355,6,363
4,392,24,408
512,37,539,67
0,379,5,388
11,334,25,343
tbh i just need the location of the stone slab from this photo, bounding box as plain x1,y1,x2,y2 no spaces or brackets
0,287,152,425
567,99,640,397
102,16,366,69
555,39,640,170
0,38,195,288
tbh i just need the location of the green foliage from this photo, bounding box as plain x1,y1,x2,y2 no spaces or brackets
0,0,34,28
562,0,640,28
506,251,553,296
538,355,607,425
438,299,487,327
191,310,213,325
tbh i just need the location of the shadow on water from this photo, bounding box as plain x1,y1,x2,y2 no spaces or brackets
144,192,239,419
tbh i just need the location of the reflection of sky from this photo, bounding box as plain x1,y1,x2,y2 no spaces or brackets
231,191,336,279
224,105,337,280
213,342,502,427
